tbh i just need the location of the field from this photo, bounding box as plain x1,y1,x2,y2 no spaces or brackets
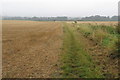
2,20,63,78
2,20,119,78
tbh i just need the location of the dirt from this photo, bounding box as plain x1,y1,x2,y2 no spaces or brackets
2,20,63,78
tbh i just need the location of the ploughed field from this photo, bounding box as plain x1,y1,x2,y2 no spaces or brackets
2,20,119,78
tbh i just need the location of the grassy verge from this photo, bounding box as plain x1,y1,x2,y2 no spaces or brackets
76,23,118,51
61,23,103,78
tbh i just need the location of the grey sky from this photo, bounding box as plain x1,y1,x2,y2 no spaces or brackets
1,0,119,17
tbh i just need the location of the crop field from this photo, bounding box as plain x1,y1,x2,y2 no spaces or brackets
2,20,63,78
2,20,119,78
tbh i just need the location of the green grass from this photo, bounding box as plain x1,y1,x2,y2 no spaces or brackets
76,23,118,50
61,23,103,78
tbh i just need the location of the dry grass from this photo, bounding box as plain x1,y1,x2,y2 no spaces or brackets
2,20,63,78
67,21,118,27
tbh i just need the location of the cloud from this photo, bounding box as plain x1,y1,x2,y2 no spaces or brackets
2,0,119,17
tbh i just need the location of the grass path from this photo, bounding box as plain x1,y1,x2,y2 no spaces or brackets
61,23,104,78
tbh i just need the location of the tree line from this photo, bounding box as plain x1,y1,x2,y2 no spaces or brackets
2,15,118,21
81,15,118,21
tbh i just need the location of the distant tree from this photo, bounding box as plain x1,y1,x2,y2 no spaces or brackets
111,16,118,21
81,15,113,21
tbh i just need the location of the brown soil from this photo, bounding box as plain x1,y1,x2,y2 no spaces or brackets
2,20,63,78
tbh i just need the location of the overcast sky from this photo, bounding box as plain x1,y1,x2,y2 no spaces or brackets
1,0,119,17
